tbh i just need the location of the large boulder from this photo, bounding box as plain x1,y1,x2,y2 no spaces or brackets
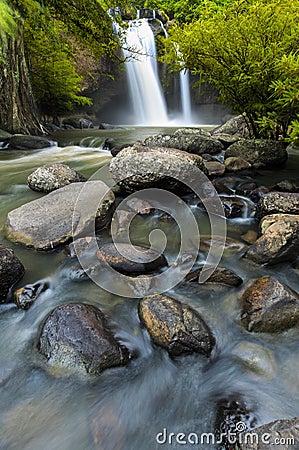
212,114,252,138
0,244,25,302
138,294,215,357
5,181,114,250
4,135,55,150
109,144,205,193
62,117,93,129
27,163,86,193
245,214,299,265
38,303,130,375
225,139,287,169
144,133,223,155
240,276,299,333
238,417,299,450
257,192,299,218
185,267,243,287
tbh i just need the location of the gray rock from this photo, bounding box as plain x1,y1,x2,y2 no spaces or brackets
5,135,55,150
14,281,49,310
212,114,252,138
5,181,115,250
232,341,276,378
271,179,299,193
185,267,243,287
138,294,215,357
240,276,299,332
174,127,211,137
144,133,223,155
27,163,86,193
0,244,25,302
225,139,287,169
62,117,93,129
224,156,252,172
99,123,125,130
38,303,130,375
257,192,299,218
245,214,299,265
203,161,226,177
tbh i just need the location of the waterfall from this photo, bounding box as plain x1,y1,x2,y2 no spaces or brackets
121,19,168,125
179,69,192,124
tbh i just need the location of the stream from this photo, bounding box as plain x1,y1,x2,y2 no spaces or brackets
0,127,299,450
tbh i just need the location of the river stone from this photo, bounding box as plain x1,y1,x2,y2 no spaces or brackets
5,181,115,250
240,276,299,333
212,114,252,138
224,156,252,172
245,214,299,265
238,417,299,450
14,280,49,310
185,267,243,287
221,196,245,218
257,192,299,218
174,127,211,137
144,133,223,155
138,294,215,357
5,135,55,150
203,161,226,177
271,179,299,193
38,303,130,375
62,117,93,129
232,341,276,379
27,163,86,193
241,230,258,245
0,244,25,302
109,144,205,193
96,243,167,274
225,139,287,169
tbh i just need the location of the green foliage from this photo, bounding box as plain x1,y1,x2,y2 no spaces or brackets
0,0,17,36
165,0,299,139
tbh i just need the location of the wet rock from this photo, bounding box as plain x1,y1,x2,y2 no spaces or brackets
38,303,130,375
232,341,276,379
245,214,299,265
62,117,93,129
5,135,55,150
5,181,114,250
138,294,216,357
110,143,130,157
0,244,25,302
212,114,252,138
203,161,226,177
211,133,240,148
144,133,224,155
174,127,211,137
212,180,234,195
241,230,258,245
248,186,270,203
99,123,125,130
224,156,252,172
199,235,247,256
271,179,299,193
221,196,245,218
225,139,288,169
109,144,205,193
27,163,86,193
236,182,258,197
185,267,243,287
102,137,115,150
14,280,49,310
238,417,299,450
257,192,299,218
66,236,105,258
240,276,299,332
125,197,153,215
96,243,167,274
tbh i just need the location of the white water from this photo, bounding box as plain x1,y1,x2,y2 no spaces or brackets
122,19,168,125
179,69,193,124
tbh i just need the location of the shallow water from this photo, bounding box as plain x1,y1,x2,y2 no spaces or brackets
0,128,299,450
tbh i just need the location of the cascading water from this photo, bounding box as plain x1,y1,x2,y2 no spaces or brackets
121,19,168,125
179,69,192,124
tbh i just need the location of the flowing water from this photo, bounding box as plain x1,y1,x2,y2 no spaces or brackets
179,70,193,124
0,128,299,450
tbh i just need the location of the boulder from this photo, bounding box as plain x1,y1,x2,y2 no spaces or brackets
38,303,130,375
240,276,299,332
225,139,287,169
62,117,93,129
99,123,125,130
138,294,215,357
185,267,243,287
221,196,245,218
14,281,49,310
203,161,226,177
144,133,223,155
245,214,299,265
174,128,211,137
0,244,25,302
241,230,258,245
109,144,205,193
257,192,299,218
238,417,299,450
5,181,114,250
224,156,252,172
27,163,86,193
96,243,167,274
211,133,240,148
5,135,55,150
232,341,276,378
212,114,252,138
271,179,299,193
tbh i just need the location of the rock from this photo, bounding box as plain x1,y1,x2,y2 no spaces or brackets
248,186,270,203
27,163,86,193
225,139,288,169
224,156,252,172
203,161,226,177
271,179,299,193
5,135,55,150
109,144,205,193
241,230,258,244
14,280,49,310
236,182,258,197
5,181,114,250
212,180,234,195
98,123,124,130
212,114,252,138
138,294,215,357
0,129,12,139
0,244,25,302
221,196,245,218
240,276,299,332
96,243,167,274
185,267,243,287
66,236,105,258
110,143,130,157
211,133,240,148
102,137,115,150
125,197,153,215
238,417,299,450
38,303,130,375
232,341,276,378
174,127,211,137
144,133,223,155
199,235,247,255
257,192,299,218
62,117,93,129
245,214,299,265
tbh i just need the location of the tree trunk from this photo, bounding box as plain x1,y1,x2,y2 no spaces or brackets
0,25,44,135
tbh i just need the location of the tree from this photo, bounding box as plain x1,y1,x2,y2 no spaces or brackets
165,0,299,139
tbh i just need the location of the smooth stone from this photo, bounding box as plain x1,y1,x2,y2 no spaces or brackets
62,117,93,129
185,267,243,287
14,280,49,310
224,156,252,172
5,135,55,150
27,163,86,193
241,230,258,244
232,341,276,378
203,160,226,177
0,244,25,302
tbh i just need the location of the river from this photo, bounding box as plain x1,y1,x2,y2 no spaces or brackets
0,127,298,450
